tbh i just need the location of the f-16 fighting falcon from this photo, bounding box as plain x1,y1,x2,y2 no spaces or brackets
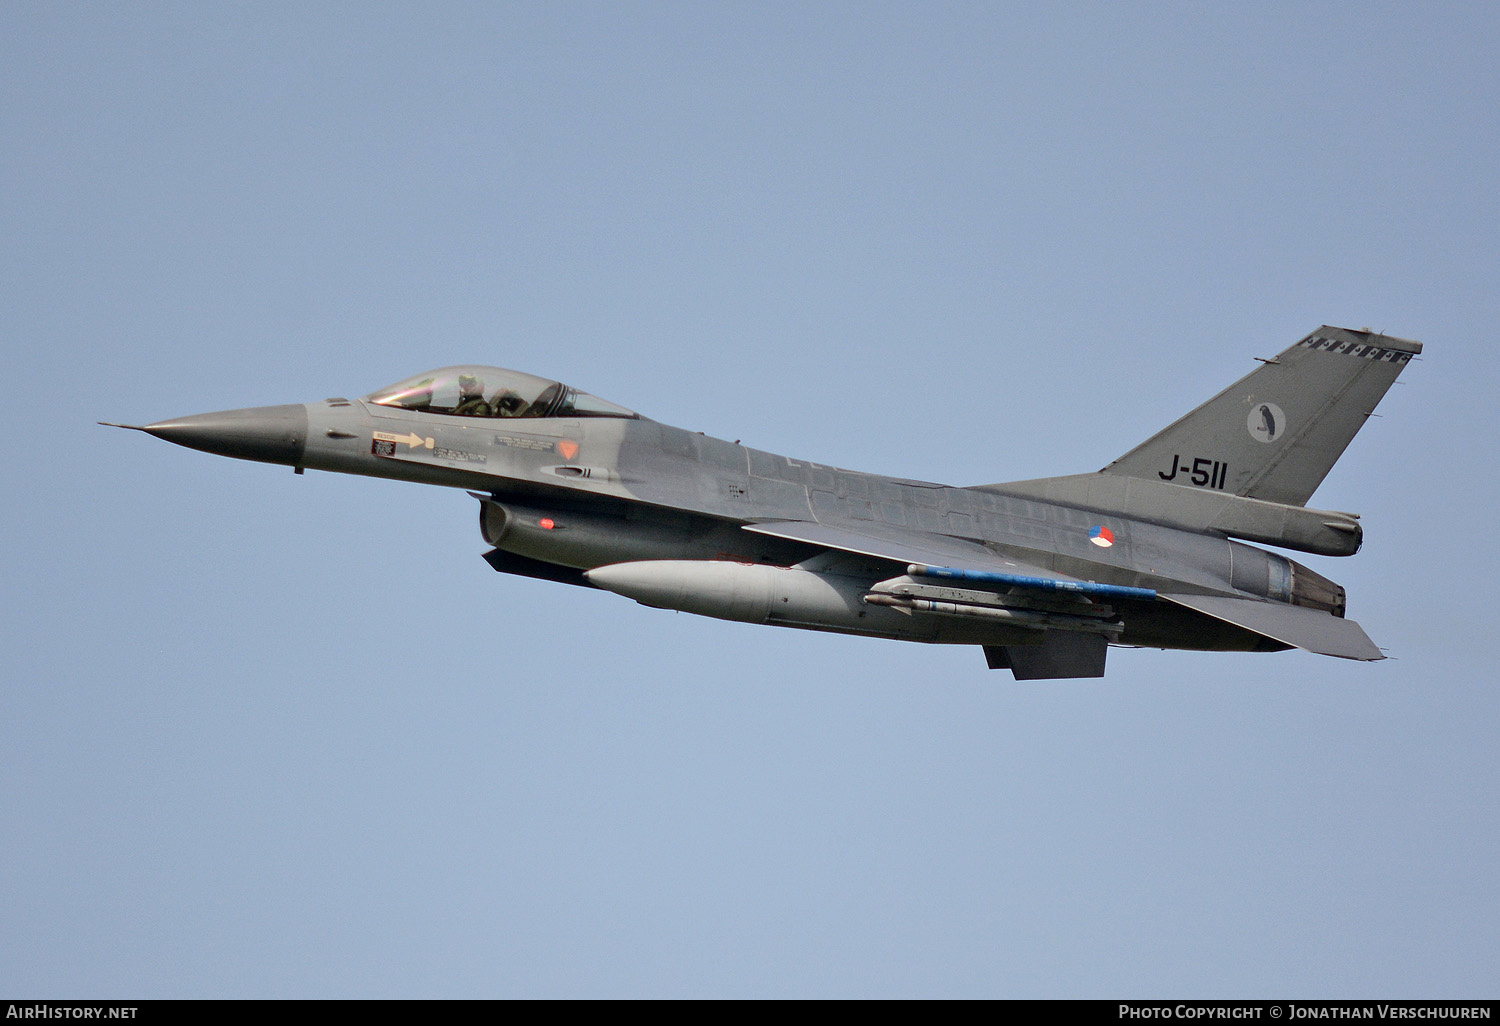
104,325,1420,679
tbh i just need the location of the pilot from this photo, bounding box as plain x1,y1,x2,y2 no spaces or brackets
452,373,492,417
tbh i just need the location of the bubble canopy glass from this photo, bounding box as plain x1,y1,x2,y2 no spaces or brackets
364,366,637,420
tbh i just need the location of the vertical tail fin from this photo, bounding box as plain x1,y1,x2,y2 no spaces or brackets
1100,326,1422,506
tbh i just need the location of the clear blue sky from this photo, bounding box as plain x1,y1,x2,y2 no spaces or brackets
3,1,1496,997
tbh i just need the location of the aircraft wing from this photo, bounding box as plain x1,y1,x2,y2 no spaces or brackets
745,518,1159,602
1161,592,1384,661
742,518,1057,576
745,519,1383,662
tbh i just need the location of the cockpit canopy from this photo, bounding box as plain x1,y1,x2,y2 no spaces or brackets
364,366,637,420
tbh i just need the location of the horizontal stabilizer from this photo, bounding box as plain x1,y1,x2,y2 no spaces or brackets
1163,592,1383,661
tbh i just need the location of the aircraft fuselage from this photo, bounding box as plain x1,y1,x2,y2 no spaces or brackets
115,326,1416,678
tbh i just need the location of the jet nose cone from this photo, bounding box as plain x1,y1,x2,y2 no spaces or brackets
143,404,309,466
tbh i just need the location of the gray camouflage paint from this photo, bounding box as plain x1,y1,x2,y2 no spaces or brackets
114,325,1420,675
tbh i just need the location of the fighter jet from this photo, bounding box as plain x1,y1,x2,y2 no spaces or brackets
104,325,1419,679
